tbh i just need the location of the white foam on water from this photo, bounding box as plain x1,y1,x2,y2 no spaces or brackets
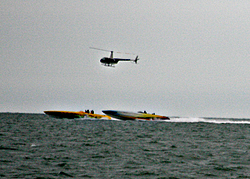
167,117,250,124
31,143,37,147
201,119,250,124
74,117,250,124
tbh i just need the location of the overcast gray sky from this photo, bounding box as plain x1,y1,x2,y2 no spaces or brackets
1,1,250,118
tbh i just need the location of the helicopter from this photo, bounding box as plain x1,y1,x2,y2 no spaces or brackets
90,47,139,67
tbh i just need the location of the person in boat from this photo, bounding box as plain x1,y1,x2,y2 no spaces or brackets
91,110,94,114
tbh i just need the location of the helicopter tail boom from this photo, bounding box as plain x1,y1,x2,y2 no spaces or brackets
113,56,139,64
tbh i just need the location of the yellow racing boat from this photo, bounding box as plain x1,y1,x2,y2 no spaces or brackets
44,110,111,119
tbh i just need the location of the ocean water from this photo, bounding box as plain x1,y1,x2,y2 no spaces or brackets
0,113,249,178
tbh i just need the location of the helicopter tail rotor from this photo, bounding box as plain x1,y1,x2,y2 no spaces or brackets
134,56,139,64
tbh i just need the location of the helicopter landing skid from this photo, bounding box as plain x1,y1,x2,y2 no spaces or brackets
102,64,115,67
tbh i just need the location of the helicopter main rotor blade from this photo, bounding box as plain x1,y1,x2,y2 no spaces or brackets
90,47,135,55
116,51,135,55
89,47,111,52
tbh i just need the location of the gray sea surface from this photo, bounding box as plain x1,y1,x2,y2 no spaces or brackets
0,113,250,178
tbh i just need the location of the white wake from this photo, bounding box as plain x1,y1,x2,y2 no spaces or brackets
167,117,250,124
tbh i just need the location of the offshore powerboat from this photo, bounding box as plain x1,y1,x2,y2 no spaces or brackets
44,110,111,119
102,110,170,121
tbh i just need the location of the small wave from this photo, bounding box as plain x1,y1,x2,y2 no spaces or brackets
0,146,18,150
58,171,73,177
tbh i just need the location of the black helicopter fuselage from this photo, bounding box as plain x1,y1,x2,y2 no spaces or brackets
100,57,119,65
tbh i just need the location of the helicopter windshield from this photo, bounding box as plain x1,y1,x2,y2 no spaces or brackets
100,57,108,63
